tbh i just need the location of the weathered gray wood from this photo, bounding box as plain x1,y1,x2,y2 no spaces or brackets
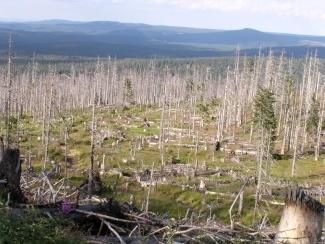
275,186,324,244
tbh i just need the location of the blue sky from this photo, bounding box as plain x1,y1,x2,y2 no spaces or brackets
1,0,325,35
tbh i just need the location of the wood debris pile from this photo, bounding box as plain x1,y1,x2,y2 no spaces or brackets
71,200,275,243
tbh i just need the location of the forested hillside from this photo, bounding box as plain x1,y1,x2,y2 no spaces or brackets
0,20,325,58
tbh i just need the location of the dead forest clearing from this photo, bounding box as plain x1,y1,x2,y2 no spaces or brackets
1,52,325,243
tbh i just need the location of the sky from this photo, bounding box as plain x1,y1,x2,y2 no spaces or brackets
0,0,325,36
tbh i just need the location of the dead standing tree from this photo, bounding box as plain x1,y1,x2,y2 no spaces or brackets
43,77,54,171
4,33,13,147
315,89,325,161
88,87,99,199
159,93,166,167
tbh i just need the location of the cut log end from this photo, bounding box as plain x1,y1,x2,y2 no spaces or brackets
286,186,324,214
276,186,324,244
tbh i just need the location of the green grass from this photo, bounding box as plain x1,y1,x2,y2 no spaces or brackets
271,155,325,183
0,208,84,244
4,104,325,232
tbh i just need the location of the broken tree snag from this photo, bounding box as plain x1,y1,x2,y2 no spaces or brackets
0,140,26,203
275,186,324,244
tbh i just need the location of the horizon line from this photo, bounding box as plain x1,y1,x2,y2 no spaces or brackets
0,18,324,38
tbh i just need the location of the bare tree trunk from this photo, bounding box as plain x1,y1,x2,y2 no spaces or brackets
159,96,165,166
253,128,264,223
315,92,325,161
64,126,68,178
43,80,53,170
5,34,13,147
177,108,184,159
28,133,32,169
145,162,154,213
88,92,97,198
194,131,199,174
281,107,290,155
292,81,305,176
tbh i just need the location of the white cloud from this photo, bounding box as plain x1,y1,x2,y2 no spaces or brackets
45,0,119,4
150,0,325,20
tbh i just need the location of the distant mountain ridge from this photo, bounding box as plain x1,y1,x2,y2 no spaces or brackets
0,20,324,58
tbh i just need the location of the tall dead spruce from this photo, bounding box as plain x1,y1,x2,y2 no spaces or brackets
88,88,98,198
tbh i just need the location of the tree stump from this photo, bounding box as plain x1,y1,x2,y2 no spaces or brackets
0,141,26,203
275,186,324,244
215,141,221,152
80,170,103,196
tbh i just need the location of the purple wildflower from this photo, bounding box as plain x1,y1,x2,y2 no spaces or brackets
61,199,73,214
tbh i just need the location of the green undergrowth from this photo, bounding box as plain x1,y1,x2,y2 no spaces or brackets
4,104,325,233
100,175,282,226
0,208,84,244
